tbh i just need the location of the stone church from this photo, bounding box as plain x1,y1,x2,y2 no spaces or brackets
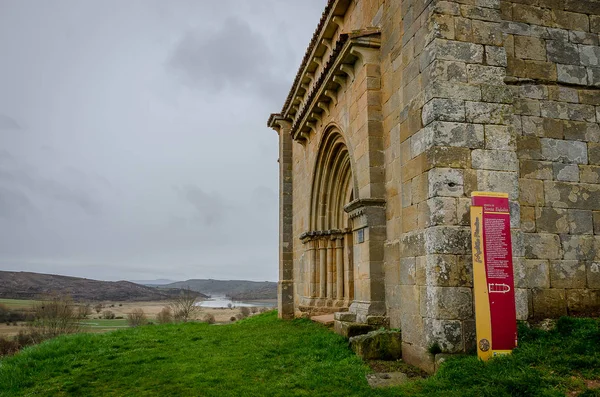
268,0,600,371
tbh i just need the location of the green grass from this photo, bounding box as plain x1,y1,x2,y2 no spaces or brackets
0,299,37,309
79,319,129,330
1,313,599,396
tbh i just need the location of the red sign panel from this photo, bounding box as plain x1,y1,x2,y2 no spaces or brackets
471,192,517,359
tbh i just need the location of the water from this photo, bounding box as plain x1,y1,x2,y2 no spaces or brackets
196,295,276,308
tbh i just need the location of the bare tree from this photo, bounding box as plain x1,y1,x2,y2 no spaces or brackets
156,307,173,324
127,308,147,327
240,306,250,318
30,293,80,340
170,287,200,322
94,303,104,314
77,303,92,319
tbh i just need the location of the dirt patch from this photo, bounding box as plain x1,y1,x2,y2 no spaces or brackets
367,359,429,379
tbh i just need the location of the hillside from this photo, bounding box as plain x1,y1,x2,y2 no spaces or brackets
163,279,277,300
0,271,207,302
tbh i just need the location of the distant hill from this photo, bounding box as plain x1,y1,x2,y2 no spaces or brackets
129,279,178,286
0,271,207,302
163,279,277,300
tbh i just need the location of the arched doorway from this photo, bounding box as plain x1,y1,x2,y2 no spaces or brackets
300,129,355,311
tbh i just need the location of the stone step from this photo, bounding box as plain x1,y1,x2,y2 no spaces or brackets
311,314,335,327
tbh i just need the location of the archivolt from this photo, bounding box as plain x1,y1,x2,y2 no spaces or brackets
310,129,355,231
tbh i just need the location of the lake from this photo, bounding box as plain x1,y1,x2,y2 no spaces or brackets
197,295,276,308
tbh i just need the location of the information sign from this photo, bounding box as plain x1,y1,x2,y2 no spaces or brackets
470,192,517,360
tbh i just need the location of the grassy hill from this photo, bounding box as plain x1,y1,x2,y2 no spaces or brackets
0,271,207,302
163,279,277,300
1,313,599,396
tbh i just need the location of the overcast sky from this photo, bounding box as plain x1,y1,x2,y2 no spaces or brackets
0,0,326,282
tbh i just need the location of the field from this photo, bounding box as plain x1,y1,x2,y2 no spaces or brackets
1,312,600,396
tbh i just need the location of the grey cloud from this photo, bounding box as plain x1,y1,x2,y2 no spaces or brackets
177,185,229,226
168,17,285,100
0,113,20,130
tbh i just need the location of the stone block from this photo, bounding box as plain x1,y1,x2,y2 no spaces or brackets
402,342,435,374
521,206,536,232
400,257,416,285
552,10,589,32
540,138,588,164
535,207,569,233
401,231,426,257
553,163,579,182
519,178,545,206
467,64,505,84
561,234,596,261
349,329,403,360
515,35,546,61
421,39,484,69
515,99,541,117
334,321,375,338
579,90,600,106
481,85,514,104
424,147,471,169
366,372,409,388
557,64,589,85
590,143,600,165
517,136,542,160
566,289,600,315
465,101,512,124
580,165,600,184
563,121,600,142
521,160,553,180
420,286,473,320
422,254,472,287
419,197,457,228
471,149,517,172
592,15,600,33
545,181,600,210
594,211,600,234
486,45,507,67
526,259,550,288
541,101,596,122
588,262,600,288
513,257,527,288
580,45,600,67
550,260,586,288
422,98,466,125
485,125,515,151
524,233,561,259
588,67,600,87
425,81,481,103
425,226,471,255
418,121,484,151
423,318,464,354
476,170,519,199
515,288,530,320
512,229,525,257
547,40,580,65
532,289,567,319
568,209,594,235
428,168,464,197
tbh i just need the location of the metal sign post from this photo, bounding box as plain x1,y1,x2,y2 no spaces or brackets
470,192,517,360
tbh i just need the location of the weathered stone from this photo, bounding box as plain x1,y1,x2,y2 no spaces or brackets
515,35,546,61
419,197,457,227
423,318,464,353
561,234,597,261
481,85,514,104
545,181,600,210
515,288,530,320
566,289,600,315
526,259,550,288
568,209,594,234
519,178,545,206
416,121,484,152
485,125,515,150
486,45,507,66
547,40,580,65
524,233,561,259
466,64,505,84
424,226,471,255
535,207,569,233
553,163,579,182
366,372,409,388
580,45,600,67
421,254,472,287
350,329,403,360
521,206,536,232
477,170,519,199
532,289,567,319
594,211,600,234
590,143,600,165
540,138,588,164
552,10,590,32
422,99,466,125
550,260,586,288
580,165,600,184
421,39,484,69
563,121,600,142
521,160,553,180
428,168,464,197
588,262,600,288
472,149,518,171
334,321,375,338
515,99,541,116
465,101,512,124
517,136,543,160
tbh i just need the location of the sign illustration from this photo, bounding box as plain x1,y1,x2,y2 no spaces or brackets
470,192,517,361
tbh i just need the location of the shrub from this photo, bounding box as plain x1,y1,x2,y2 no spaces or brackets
156,307,173,324
240,307,250,318
102,310,115,320
235,313,243,320
77,304,92,319
0,337,19,356
230,316,236,322
250,307,258,314
31,293,80,338
94,303,104,314
127,308,147,327
202,313,215,324
170,288,200,322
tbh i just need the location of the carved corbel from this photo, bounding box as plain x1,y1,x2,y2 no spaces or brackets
340,64,355,81
306,121,317,133
350,46,379,66
311,112,322,123
333,74,346,88
332,16,345,29
324,90,338,106
305,72,315,83
317,101,330,117
301,83,309,91
321,38,332,52
313,57,322,67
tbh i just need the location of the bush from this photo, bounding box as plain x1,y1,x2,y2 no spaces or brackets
0,337,19,357
202,313,215,324
102,310,115,320
94,303,104,314
230,316,236,322
31,294,80,338
156,307,173,324
77,304,92,319
250,307,258,314
240,307,250,318
127,308,147,327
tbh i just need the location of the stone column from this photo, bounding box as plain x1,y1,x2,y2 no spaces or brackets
344,232,354,302
319,238,327,298
326,238,334,299
269,117,294,319
308,238,317,298
335,236,344,300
